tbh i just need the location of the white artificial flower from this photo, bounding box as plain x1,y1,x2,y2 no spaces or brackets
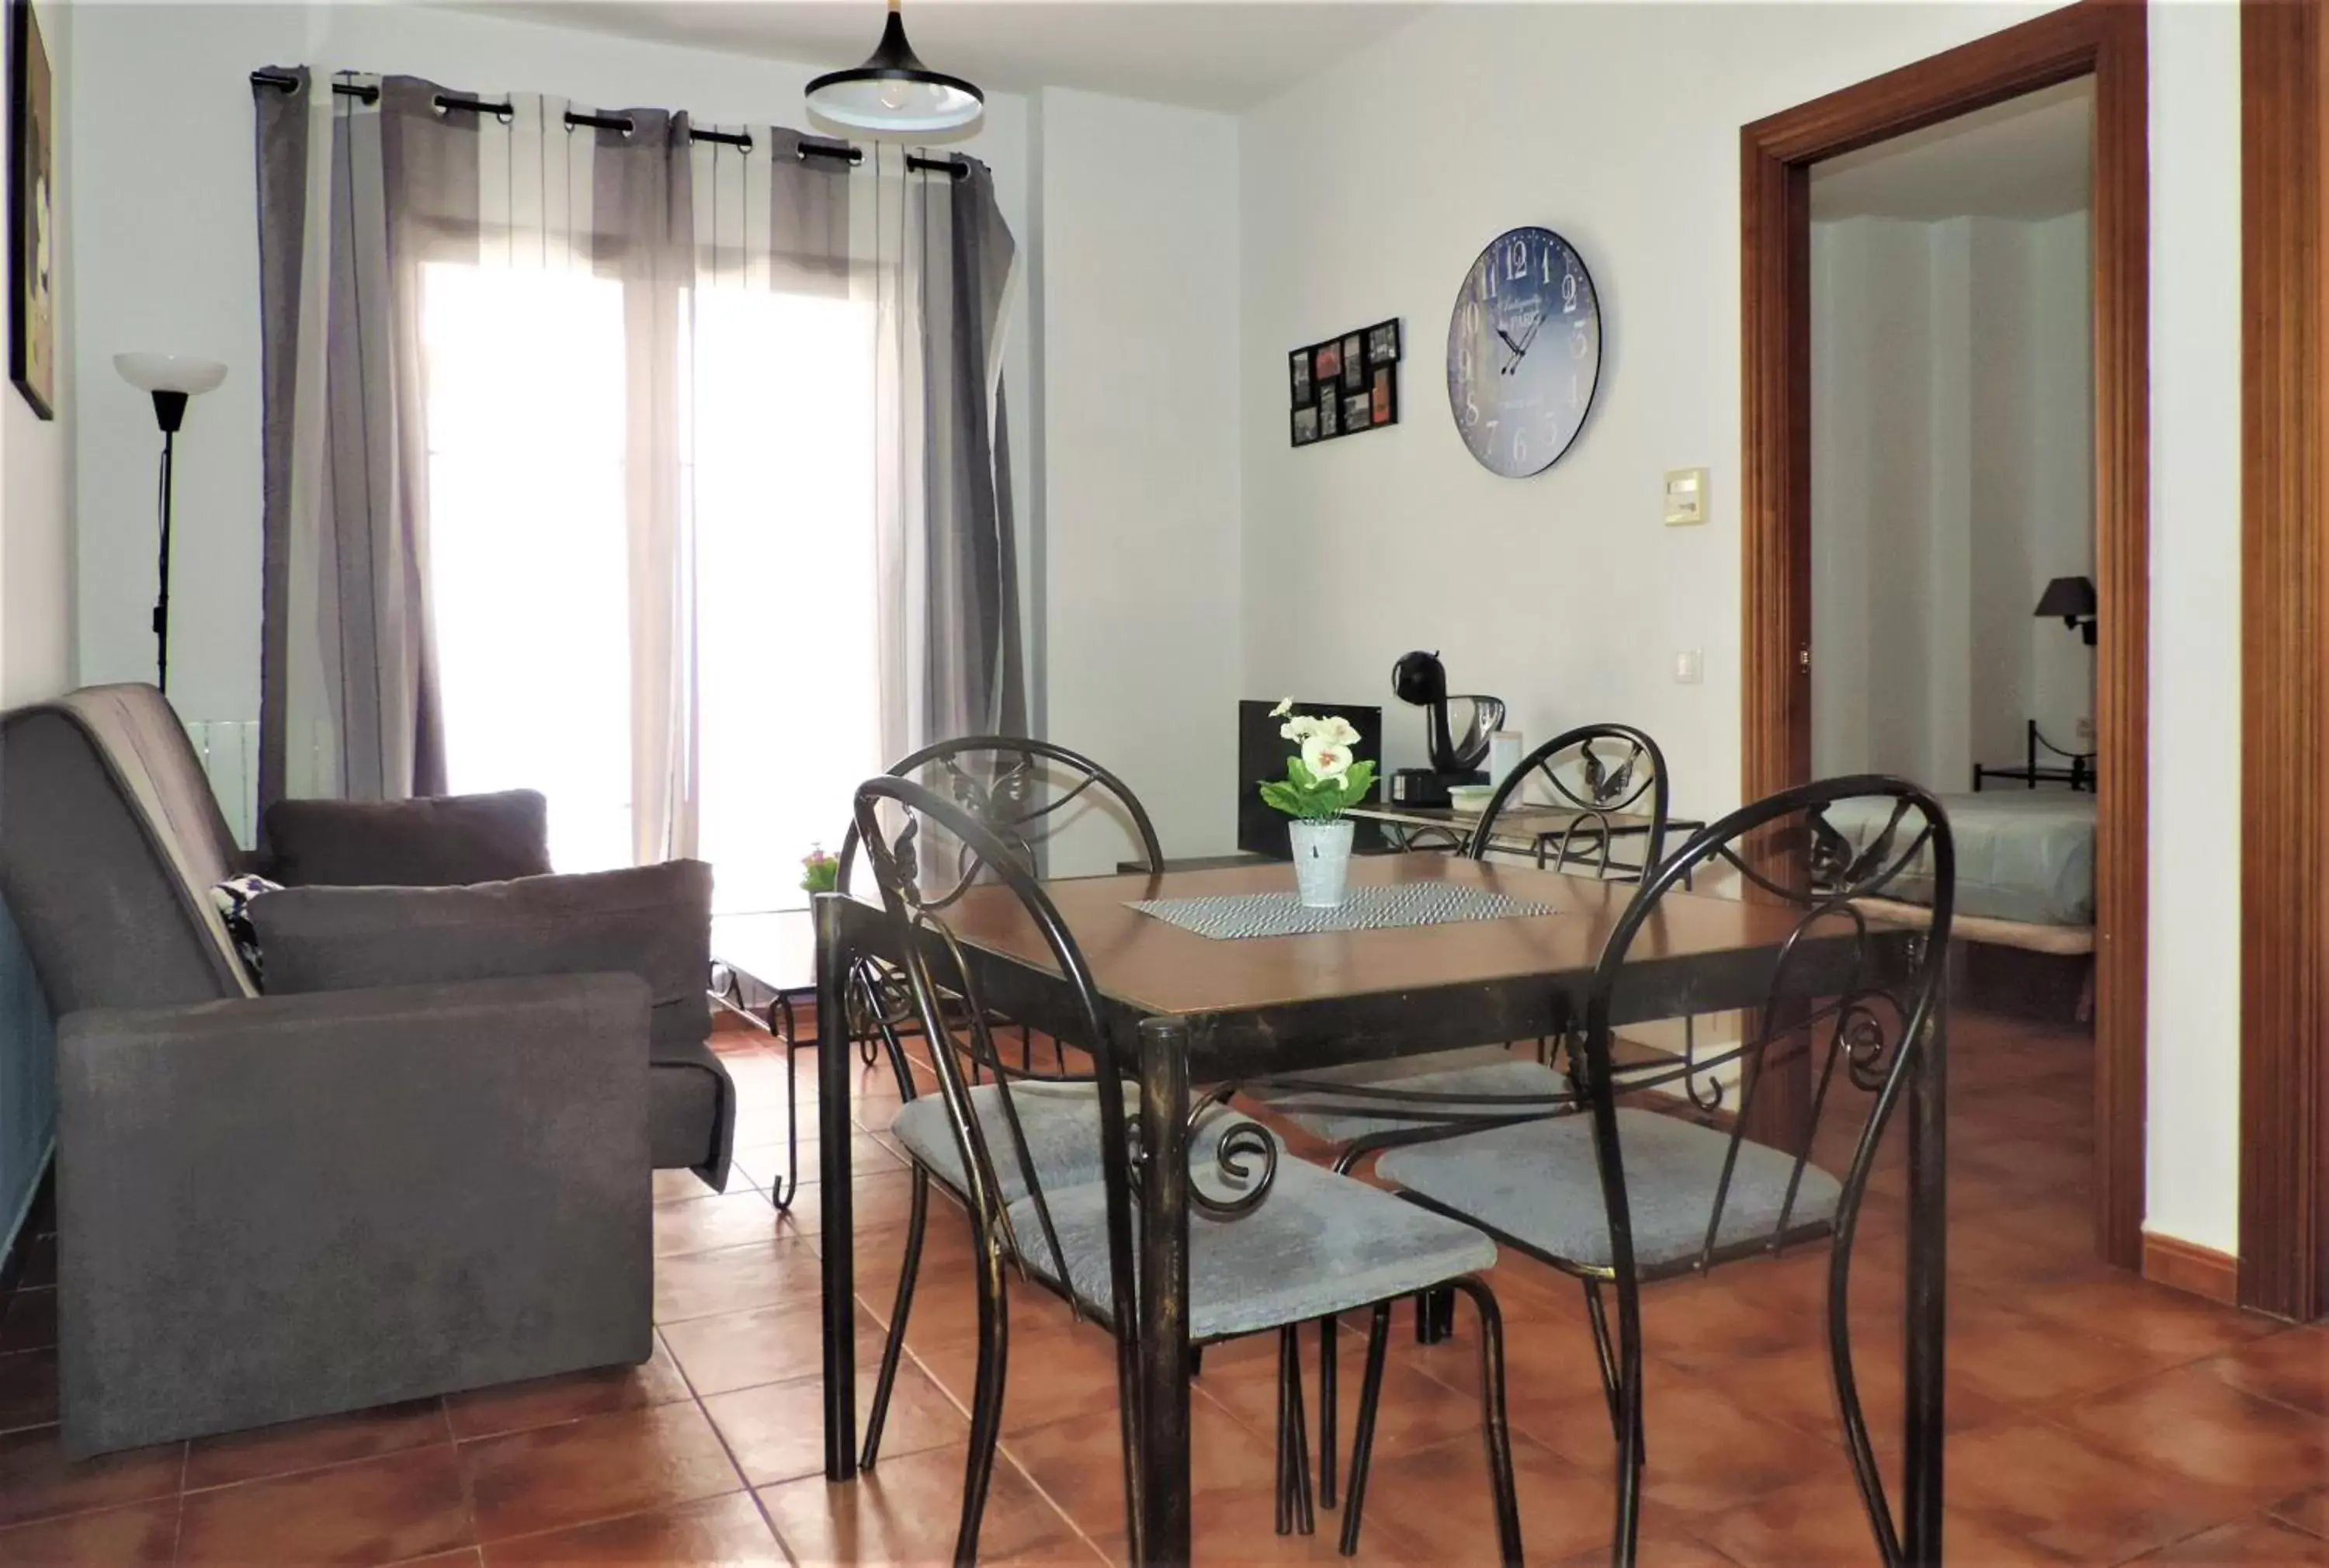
1269,697,1295,718
1302,734,1353,781
1280,713,1321,742
1314,716,1362,750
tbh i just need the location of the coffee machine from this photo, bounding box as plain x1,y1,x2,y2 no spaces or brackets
1387,650,1506,808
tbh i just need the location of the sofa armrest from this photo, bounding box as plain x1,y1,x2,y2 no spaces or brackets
55,973,651,1455
250,860,713,1051
262,789,552,886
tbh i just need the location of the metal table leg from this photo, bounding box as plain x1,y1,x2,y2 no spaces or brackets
1901,1003,1947,1563
814,894,859,1480
1134,1015,1192,1565
771,990,801,1212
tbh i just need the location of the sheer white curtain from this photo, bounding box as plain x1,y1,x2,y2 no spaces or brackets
415,99,885,907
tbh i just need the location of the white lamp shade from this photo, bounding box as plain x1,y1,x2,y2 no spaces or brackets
114,353,227,396
807,76,982,137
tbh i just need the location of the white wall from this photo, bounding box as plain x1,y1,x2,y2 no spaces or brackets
1034,86,1241,872
66,2,1033,728
1240,0,2242,1254
3,0,69,705
2147,0,2243,1256
1812,210,2094,789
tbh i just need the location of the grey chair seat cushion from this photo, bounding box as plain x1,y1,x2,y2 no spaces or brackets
1005,1153,1496,1341
889,1081,1125,1203
1377,1108,1839,1272
1244,1046,1567,1145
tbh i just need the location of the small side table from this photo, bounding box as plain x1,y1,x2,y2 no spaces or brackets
710,910,828,1211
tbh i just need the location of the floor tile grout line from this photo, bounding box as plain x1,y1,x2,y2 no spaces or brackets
653,1315,797,1565
168,1437,189,1567
434,1395,485,1560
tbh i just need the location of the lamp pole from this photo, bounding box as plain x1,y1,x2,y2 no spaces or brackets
113,354,226,697
150,390,188,691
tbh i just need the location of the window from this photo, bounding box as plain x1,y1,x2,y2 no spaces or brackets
423,262,882,910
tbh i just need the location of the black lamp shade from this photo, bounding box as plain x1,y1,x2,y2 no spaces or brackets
2033,576,2097,620
2035,574,2098,645
806,4,983,137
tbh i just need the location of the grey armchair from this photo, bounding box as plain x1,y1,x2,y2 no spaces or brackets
0,684,734,1455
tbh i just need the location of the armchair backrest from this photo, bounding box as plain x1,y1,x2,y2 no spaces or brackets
0,684,252,1013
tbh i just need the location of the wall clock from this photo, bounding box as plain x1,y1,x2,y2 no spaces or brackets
1446,226,1601,477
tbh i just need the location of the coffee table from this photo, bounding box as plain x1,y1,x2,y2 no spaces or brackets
709,908,830,1210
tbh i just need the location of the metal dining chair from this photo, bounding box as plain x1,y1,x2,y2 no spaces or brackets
850,775,1524,1565
1237,722,1668,1493
1375,777,1956,1566
1245,723,1671,1153
832,738,1161,1471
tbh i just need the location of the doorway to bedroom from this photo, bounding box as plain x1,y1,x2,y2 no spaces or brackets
1742,2,2154,1282
1808,80,2098,1021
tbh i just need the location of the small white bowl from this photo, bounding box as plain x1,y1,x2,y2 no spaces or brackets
1448,784,1496,814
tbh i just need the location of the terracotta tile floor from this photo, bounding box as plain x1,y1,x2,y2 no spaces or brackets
1,1008,2323,1565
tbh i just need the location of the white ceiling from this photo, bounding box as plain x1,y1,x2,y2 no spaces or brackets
454,0,1432,112
1812,76,2093,223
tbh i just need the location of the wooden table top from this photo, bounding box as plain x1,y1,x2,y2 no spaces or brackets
921,851,1859,1022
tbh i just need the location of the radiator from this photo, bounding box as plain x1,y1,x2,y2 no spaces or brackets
181,720,262,852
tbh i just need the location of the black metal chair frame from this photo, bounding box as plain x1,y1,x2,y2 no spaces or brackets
1252,724,1676,1445
851,775,1522,1563
1383,776,1956,1566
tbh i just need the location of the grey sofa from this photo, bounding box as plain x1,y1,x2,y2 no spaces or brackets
0,684,735,1455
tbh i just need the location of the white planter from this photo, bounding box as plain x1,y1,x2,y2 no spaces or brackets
1289,817,1355,908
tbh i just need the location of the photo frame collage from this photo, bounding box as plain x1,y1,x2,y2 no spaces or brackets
1290,319,1400,448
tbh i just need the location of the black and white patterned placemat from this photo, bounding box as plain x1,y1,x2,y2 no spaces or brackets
1128,883,1557,941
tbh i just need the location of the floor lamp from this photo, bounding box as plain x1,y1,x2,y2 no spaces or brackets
114,353,227,694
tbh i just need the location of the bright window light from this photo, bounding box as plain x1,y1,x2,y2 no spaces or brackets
422,262,882,909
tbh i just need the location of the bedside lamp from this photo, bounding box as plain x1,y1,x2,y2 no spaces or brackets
115,353,227,693
2034,575,2098,647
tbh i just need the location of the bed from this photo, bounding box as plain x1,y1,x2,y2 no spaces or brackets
1816,790,2096,1013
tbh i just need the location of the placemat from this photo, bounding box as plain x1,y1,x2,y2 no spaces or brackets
1128,883,1557,941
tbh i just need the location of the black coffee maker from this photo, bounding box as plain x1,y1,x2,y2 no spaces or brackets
1388,650,1506,807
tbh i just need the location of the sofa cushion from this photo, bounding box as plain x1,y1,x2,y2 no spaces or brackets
649,1033,732,1180
0,686,251,1012
263,790,553,887
249,861,713,1051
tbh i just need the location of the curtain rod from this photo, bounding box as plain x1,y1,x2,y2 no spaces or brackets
248,69,967,176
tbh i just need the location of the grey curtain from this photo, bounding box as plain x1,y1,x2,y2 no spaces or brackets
873,154,1026,758
254,71,466,810
920,161,1025,744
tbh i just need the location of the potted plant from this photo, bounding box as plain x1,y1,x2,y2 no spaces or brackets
1258,699,1377,907
800,845,840,896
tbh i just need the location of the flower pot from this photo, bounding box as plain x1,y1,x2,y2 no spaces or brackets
1289,817,1355,908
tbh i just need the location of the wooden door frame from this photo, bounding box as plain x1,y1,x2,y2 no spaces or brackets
2240,0,2328,1322
1741,0,2150,1271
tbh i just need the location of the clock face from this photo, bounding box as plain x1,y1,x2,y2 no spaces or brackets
1446,227,1602,477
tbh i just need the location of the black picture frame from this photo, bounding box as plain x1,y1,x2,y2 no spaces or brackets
1287,317,1400,449
6,0,49,421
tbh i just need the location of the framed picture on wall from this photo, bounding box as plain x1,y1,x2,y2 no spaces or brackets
7,0,51,421
1286,317,1401,449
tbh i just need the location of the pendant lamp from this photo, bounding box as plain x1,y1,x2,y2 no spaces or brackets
806,0,983,139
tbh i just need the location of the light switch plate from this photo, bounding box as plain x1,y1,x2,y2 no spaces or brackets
1664,467,1709,526
1674,648,1704,684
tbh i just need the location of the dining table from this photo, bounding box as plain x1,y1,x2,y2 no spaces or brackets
810,849,1946,1565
